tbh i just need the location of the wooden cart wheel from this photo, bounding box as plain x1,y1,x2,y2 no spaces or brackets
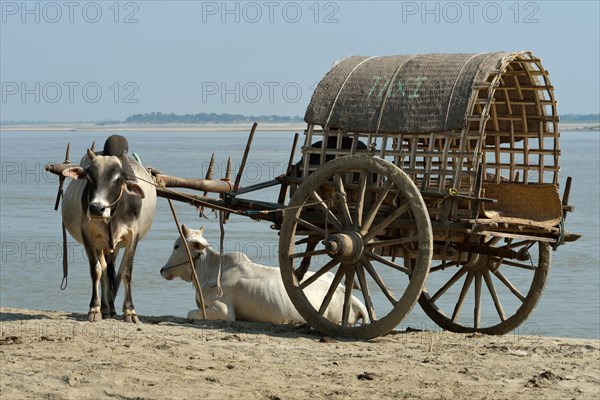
279,156,433,339
418,238,550,335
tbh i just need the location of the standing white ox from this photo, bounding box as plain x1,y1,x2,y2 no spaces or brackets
160,226,369,325
62,135,156,323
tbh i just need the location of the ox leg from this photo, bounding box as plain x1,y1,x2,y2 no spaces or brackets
104,251,118,317
81,228,103,321
99,252,112,319
83,244,103,322
187,300,233,321
120,235,140,324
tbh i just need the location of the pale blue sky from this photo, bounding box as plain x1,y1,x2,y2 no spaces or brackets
1,0,599,122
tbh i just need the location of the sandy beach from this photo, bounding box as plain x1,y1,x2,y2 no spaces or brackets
1,307,598,399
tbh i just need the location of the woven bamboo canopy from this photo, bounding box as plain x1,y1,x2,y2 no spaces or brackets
305,51,557,134
302,51,560,190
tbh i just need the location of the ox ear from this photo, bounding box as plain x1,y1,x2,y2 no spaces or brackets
189,237,208,251
125,180,145,199
188,228,208,251
63,166,86,180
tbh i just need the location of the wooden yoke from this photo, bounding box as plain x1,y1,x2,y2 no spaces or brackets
153,173,233,193
46,162,233,195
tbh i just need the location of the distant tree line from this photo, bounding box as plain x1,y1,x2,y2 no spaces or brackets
123,112,304,124
121,112,598,126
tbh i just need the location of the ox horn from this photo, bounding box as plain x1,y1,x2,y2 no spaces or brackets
181,224,190,237
87,148,96,160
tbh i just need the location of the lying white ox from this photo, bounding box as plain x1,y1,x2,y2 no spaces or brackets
160,226,369,325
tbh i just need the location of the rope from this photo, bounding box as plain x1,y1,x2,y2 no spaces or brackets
216,210,225,297
554,218,566,250
58,178,123,291
87,182,125,211
136,168,339,297
131,168,345,243
132,170,335,219
106,184,125,209
435,187,459,206
167,198,207,318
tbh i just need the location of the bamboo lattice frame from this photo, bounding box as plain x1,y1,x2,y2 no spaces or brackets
301,51,560,199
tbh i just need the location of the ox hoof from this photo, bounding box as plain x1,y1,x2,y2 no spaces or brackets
102,311,117,319
123,313,140,324
87,311,102,322
187,310,203,320
101,306,117,319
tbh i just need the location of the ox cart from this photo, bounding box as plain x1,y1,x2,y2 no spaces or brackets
47,51,580,339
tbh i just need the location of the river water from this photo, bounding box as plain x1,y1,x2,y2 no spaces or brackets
1,129,598,339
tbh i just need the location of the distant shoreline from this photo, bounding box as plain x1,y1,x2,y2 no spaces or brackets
0,122,306,132
558,122,600,131
1,122,598,132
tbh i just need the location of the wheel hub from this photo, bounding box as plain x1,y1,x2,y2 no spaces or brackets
463,253,490,272
324,231,364,263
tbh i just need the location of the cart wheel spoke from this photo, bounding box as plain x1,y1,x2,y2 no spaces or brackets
294,237,311,246
355,264,376,322
295,217,327,236
333,173,353,229
317,266,346,316
309,190,345,232
363,258,398,306
354,170,368,229
474,273,482,329
294,237,319,281
342,268,356,327
280,155,432,339
290,248,329,259
495,258,535,271
429,261,459,273
365,236,420,249
451,272,474,322
483,271,506,321
360,179,392,234
430,267,468,303
298,259,340,290
363,202,409,242
419,240,549,334
493,269,526,302
365,251,411,275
